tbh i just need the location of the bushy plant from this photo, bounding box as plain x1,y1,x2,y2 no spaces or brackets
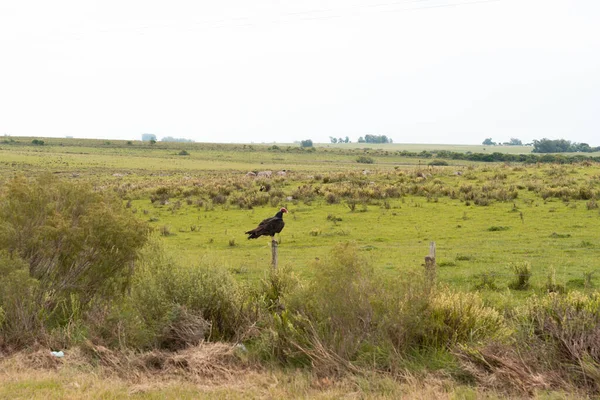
0,253,42,346
523,291,600,388
356,156,374,164
426,291,509,347
472,272,500,291
253,243,510,373
301,243,377,359
97,243,250,349
0,174,149,347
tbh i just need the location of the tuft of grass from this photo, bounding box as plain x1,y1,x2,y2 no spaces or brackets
456,255,473,261
309,228,321,237
507,262,531,290
487,226,510,232
159,225,172,236
326,214,342,222
545,268,565,293
549,232,571,239
472,272,500,291
584,271,595,288
438,260,457,267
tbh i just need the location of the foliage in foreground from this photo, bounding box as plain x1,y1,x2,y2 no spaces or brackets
0,174,149,348
4,175,600,396
252,243,510,374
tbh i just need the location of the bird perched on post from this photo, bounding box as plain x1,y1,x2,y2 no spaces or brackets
245,208,287,239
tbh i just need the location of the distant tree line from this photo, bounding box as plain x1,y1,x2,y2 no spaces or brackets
410,150,600,164
482,138,523,146
532,138,599,153
358,134,392,144
161,136,194,143
482,137,599,153
328,135,393,144
329,136,350,144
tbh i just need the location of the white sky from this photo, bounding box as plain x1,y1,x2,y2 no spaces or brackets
1,0,598,145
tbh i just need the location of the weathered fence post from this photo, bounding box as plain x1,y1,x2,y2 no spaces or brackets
271,239,278,269
424,241,436,288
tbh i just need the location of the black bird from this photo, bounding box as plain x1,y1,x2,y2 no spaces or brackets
245,208,288,239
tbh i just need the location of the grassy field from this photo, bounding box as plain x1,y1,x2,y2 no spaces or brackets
2,138,599,293
2,137,600,398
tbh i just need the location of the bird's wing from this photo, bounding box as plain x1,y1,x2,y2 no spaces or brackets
257,216,275,227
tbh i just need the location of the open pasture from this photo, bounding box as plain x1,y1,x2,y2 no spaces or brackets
136,167,600,296
2,138,600,295
4,137,600,397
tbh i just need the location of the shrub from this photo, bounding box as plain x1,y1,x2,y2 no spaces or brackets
212,194,227,204
254,243,510,373
428,160,449,166
325,192,339,204
347,199,358,211
356,156,374,164
523,291,600,388
0,174,149,347
98,244,250,349
0,253,42,346
285,243,379,368
472,272,499,291
425,290,509,347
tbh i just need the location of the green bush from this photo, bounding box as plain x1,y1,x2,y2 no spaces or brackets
0,174,149,347
301,243,377,359
98,243,250,349
0,253,42,347
253,243,510,373
426,291,509,347
523,291,600,387
428,160,449,166
356,156,374,164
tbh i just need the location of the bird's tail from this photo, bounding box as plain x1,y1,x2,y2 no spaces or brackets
245,230,261,239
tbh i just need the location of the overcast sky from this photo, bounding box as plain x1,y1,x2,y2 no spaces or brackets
1,0,598,145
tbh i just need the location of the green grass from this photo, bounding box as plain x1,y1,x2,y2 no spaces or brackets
3,137,600,397
2,137,600,296
139,195,600,292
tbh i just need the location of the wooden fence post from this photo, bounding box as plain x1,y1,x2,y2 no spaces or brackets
424,241,436,287
271,239,278,269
